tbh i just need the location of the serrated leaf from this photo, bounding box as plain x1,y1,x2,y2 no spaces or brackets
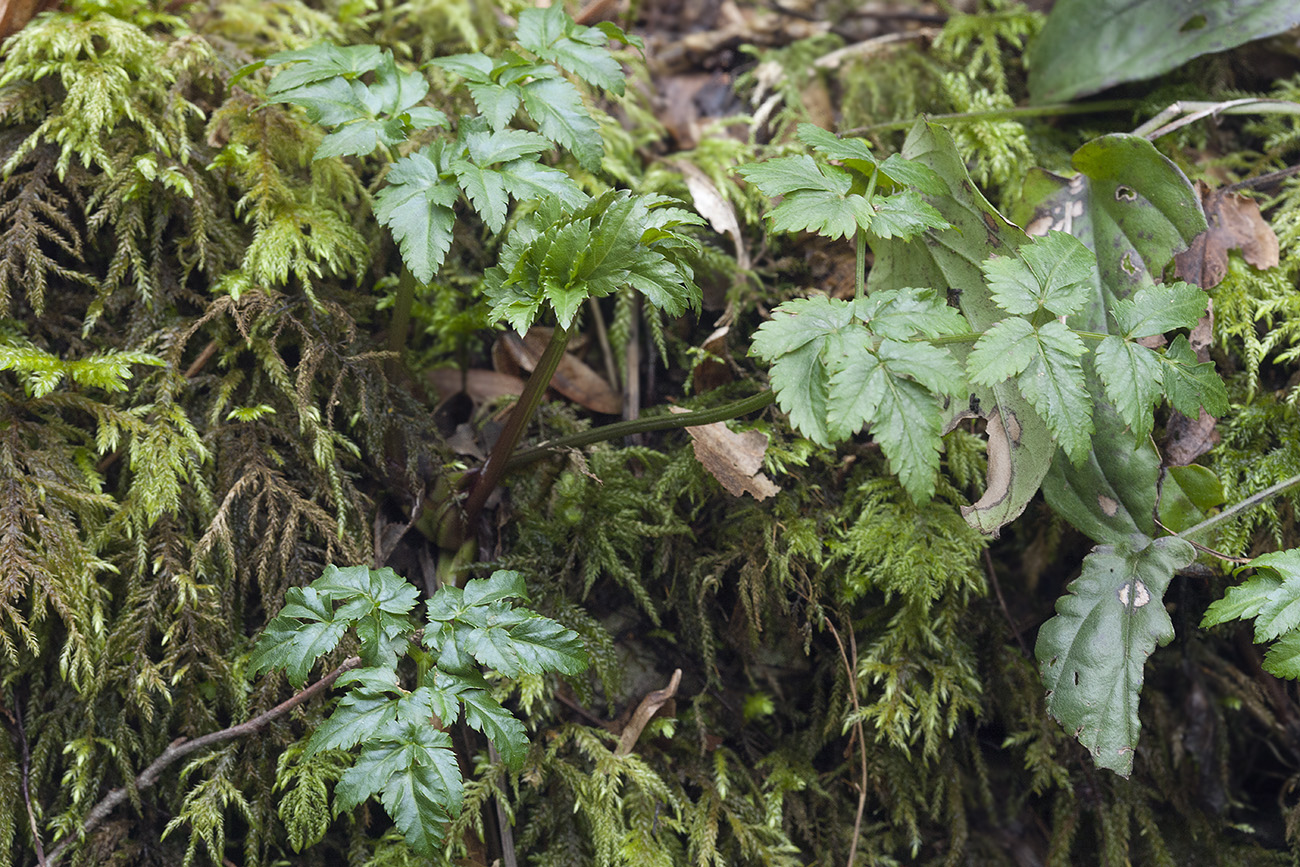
1201,573,1284,627
967,317,1037,385
265,44,385,96
982,231,1096,316
516,4,626,93
520,77,602,171
467,81,523,130
1094,335,1163,441
453,159,509,233
1255,571,1300,643
1110,281,1208,338
767,339,831,446
275,77,370,127
366,55,429,116
306,692,400,756
249,587,349,688
465,128,551,165
769,190,873,241
868,190,949,239
1263,632,1300,680
1036,534,1195,777
797,123,877,175
878,338,966,397
314,118,407,160
873,374,946,503
430,52,494,83
374,150,459,282
738,155,848,197
1159,335,1228,419
878,153,950,196
1015,321,1092,463
458,686,529,770
855,287,968,339
379,727,463,857
496,158,587,209
825,332,883,441
463,570,530,607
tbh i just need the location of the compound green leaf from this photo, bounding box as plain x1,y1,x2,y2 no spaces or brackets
769,190,872,240
854,287,968,339
866,121,1053,534
263,44,385,95
872,373,946,503
374,150,459,282
458,684,529,770
1254,572,1300,643
877,338,965,397
868,190,949,239
467,81,522,129
1015,321,1091,463
796,123,877,175
520,76,602,171
462,570,530,608
967,317,1037,385
495,158,586,209
314,118,407,160
275,77,369,127
453,159,509,233
825,335,883,441
981,230,1096,316
1110,281,1208,338
738,154,845,197
1028,0,1300,103
465,127,551,165
1094,335,1163,441
249,587,350,688
1263,632,1300,680
516,4,626,94
429,52,494,84
877,153,950,196
306,691,400,755
1036,534,1195,777
1159,335,1229,419
1202,573,1284,627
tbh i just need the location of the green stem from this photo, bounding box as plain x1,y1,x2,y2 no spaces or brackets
849,99,1140,135
1180,473,1300,543
506,390,777,470
462,324,572,530
387,267,418,375
854,228,867,302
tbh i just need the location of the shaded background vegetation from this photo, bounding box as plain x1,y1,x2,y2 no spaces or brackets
3,0,1300,864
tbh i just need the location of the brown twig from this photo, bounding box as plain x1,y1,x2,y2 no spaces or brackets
41,656,362,867
615,669,682,756
823,617,867,867
1224,163,1300,194
1,701,46,866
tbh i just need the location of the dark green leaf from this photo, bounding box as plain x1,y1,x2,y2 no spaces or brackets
1264,632,1300,680
306,691,400,755
1028,0,1300,103
967,317,1037,385
1159,335,1229,419
265,44,385,95
516,4,626,93
249,587,349,688
458,685,529,770
1015,321,1092,463
1036,534,1195,777
462,570,530,608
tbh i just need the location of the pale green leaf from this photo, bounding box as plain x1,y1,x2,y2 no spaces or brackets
516,4,626,93
1159,335,1229,419
853,287,968,339
1110,281,1208,338
374,150,459,282
1094,335,1163,441
738,155,849,196
981,231,1096,316
868,190,949,239
1016,321,1091,463
967,317,1037,385
520,76,602,171
872,374,945,503
1201,573,1284,627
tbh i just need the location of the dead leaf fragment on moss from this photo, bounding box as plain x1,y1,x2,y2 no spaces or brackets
1174,181,1280,289
670,407,780,500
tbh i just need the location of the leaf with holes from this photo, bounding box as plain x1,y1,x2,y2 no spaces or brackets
1036,534,1194,777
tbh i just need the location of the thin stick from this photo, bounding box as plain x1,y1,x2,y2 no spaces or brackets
41,657,363,867
1180,473,1300,543
823,617,868,867
847,99,1138,136
984,548,1028,655
587,297,621,394
1224,163,1300,194
6,703,46,866
505,390,776,469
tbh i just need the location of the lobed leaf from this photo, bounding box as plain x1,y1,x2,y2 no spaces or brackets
1093,336,1163,441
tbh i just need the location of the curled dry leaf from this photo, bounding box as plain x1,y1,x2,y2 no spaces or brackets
498,327,622,415
669,406,780,500
428,368,525,404
1174,181,1280,289
678,161,749,271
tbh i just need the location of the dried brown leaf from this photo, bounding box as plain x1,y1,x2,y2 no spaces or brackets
670,406,780,499
1174,181,1280,289
500,328,622,415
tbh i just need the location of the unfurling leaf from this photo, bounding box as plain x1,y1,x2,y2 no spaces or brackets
1036,534,1195,776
